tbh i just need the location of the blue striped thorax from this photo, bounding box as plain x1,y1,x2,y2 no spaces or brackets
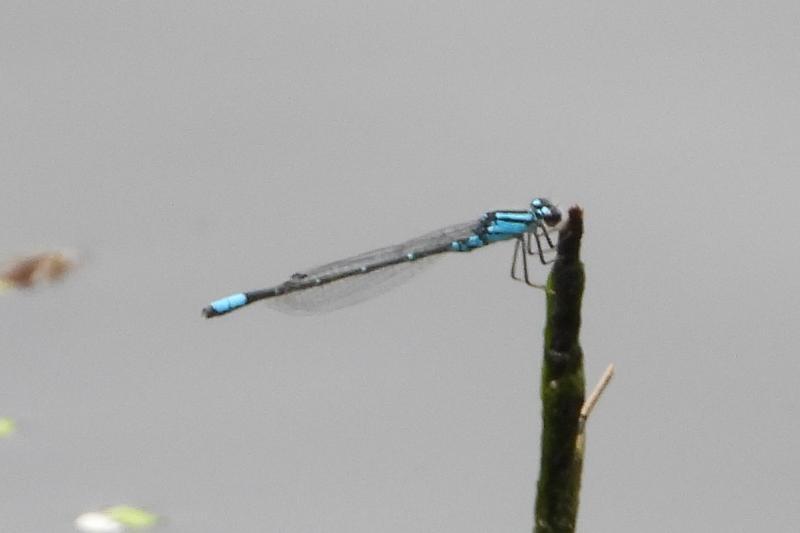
450,197,560,252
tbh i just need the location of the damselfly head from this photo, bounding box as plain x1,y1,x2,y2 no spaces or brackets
530,198,561,227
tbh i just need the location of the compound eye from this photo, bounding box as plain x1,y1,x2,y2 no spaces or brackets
541,206,562,226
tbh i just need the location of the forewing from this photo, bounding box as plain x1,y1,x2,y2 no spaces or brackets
265,221,480,314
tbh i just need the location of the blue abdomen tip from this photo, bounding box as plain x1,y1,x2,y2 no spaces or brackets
210,293,248,314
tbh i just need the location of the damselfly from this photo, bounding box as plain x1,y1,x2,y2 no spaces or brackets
203,198,561,317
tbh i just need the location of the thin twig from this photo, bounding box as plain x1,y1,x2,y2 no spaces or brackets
575,364,614,458
580,364,615,422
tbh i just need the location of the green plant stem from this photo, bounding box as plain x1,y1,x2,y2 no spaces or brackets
534,207,586,533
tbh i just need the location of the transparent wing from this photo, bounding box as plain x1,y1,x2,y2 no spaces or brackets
265,221,480,314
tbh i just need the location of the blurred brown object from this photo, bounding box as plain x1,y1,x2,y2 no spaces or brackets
1,251,77,289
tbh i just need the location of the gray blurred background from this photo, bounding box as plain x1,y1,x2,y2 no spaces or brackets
2,2,798,532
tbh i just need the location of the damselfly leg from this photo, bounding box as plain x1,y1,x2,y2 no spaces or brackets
510,237,522,280
526,226,556,265
510,235,547,289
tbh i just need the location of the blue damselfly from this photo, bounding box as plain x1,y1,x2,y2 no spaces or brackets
203,198,561,317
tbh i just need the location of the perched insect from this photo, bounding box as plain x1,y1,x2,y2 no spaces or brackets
203,198,561,317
